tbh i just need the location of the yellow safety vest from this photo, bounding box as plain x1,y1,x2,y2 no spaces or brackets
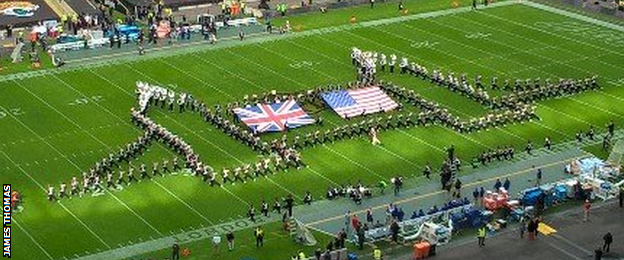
478,227,486,237
373,249,382,260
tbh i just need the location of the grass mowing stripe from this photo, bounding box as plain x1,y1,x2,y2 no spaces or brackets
420,11,624,125
223,43,415,183
151,180,214,224
87,67,255,212
566,97,624,120
0,123,123,147
478,6,624,61
523,1,624,32
246,40,436,173
285,34,484,153
537,104,593,126
17,76,167,237
0,146,112,249
107,63,305,201
190,54,269,92
342,15,608,151
321,144,385,180
0,0,514,82
120,63,247,161
394,15,616,135
450,10,624,107
305,31,511,149
255,43,341,82
58,202,113,249
13,218,54,260
428,13,615,87
6,3,624,259
321,107,422,167
157,59,235,99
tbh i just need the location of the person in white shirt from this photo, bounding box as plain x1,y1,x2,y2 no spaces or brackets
370,127,381,145
212,233,222,256
59,182,67,198
379,54,387,72
47,185,56,201
389,54,397,73
399,57,408,74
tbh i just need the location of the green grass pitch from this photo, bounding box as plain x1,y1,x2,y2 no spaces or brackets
2,0,624,259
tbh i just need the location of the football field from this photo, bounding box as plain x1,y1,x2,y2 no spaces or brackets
3,0,624,259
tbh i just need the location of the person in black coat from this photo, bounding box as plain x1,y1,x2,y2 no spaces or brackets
390,220,400,243
172,243,180,260
603,232,613,253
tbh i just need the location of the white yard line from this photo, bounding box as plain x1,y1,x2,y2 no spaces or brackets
313,30,519,147
0,0,518,84
478,5,624,66
538,104,592,126
121,64,248,163
418,16,624,123
307,167,340,186
264,36,455,155
0,123,123,148
219,186,251,206
523,1,624,33
298,34,532,144
251,42,429,175
255,43,340,81
439,12,624,88
119,63,303,199
157,59,235,99
88,67,254,212
59,202,113,248
12,218,55,260
322,144,385,180
225,49,310,88
187,55,270,93
192,46,416,181
12,79,165,238
0,146,111,249
151,180,214,224
323,118,422,167
450,10,624,108
394,20,618,131
376,145,421,167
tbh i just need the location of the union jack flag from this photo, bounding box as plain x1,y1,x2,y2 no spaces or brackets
233,100,315,133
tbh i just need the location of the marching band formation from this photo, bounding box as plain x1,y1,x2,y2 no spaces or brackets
47,48,602,202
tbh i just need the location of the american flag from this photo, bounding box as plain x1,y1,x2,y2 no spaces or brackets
321,86,399,119
233,100,315,133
